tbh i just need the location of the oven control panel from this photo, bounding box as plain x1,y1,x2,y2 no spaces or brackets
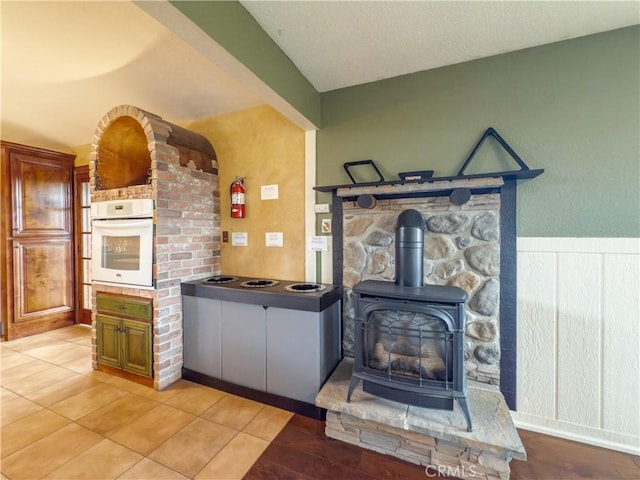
91,199,154,219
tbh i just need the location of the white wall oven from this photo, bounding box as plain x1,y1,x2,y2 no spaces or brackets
91,199,154,288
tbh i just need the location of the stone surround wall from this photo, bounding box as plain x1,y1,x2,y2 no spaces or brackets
342,194,501,385
90,105,219,390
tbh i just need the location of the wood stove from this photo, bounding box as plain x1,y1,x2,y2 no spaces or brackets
346,209,472,431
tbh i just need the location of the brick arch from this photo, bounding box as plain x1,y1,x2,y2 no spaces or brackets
90,104,216,192
92,104,172,154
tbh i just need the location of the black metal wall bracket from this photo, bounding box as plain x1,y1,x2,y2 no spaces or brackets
343,160,385,184
457,127,531,177
315,128,543,193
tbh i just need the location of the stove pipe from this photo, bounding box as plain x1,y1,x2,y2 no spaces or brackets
395,209,426,287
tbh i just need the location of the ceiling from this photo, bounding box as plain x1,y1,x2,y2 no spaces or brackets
0,1,263,151
240,0,640,93
1,1,638,151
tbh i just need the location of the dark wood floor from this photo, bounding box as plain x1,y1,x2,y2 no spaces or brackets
244,414,640,480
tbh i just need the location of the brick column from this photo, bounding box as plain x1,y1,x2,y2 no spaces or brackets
89,105,219,390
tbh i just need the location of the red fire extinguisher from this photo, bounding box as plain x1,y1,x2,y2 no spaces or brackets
230,176,246,218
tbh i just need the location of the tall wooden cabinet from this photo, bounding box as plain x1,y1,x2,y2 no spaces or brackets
1,141,76,340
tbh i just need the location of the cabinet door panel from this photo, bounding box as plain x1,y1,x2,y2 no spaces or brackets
266,307,320,403
11,153,72,236
97,315,121,368
183,296,222,378
122,319,152,377
221,301,266,391
13,238,74,322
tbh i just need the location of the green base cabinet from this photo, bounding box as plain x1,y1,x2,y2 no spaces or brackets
96,293,153,378
96,314,121,369
121,319,152,377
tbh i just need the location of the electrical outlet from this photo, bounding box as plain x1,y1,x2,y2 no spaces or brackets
314,203,330,214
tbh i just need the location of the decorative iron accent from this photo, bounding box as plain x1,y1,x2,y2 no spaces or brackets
456,127,531,177
315,127,543,195
94,157,104,190
343,160,385,185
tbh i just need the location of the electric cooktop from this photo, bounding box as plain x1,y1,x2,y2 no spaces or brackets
181,276,341,312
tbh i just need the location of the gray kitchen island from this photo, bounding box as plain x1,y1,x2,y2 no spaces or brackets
181,276,342,418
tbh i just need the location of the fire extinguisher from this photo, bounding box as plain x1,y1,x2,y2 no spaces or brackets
230,176,246,218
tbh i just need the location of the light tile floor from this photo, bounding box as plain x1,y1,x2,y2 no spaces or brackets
0,325,293,479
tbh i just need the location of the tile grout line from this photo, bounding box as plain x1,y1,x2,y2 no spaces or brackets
2,326,290,480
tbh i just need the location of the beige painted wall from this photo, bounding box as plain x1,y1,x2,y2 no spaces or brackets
72,143,92,166
188,105,306,281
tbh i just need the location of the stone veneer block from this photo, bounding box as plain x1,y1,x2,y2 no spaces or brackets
316,359,525,480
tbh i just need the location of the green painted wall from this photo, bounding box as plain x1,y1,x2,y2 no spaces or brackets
318,26,640,238
171,0,321,127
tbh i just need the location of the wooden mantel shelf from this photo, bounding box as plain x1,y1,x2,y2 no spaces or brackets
337,176,502,198
314,168,544,197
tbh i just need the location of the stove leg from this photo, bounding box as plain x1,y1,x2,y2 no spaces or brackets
458,397,473,432
346,376,360,403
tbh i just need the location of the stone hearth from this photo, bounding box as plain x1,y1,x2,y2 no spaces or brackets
317,359,525,480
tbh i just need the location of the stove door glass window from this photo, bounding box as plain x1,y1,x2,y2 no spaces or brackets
364,308,453,384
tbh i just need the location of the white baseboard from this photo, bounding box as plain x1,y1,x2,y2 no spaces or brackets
511,411,640,456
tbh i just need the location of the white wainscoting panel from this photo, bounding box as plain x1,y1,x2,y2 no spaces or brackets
514,237,640,455
557,252,602,428
602,254,639,436
517,251,556,419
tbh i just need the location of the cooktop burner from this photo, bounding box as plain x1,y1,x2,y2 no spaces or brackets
202,276,238,284
239,279,280,288
284,283,327,293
